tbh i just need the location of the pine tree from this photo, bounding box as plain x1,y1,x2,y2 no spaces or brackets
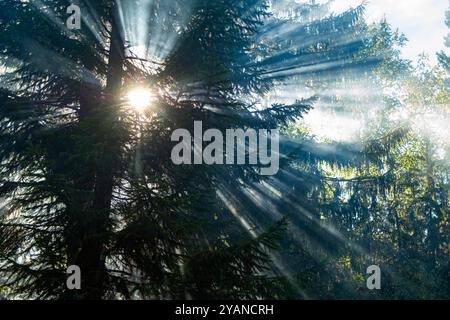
0,0,296,300
438,2,450,71
290,24,450,299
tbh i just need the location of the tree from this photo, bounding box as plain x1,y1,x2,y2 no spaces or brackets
0,0,297,300
438,1,450,71
286,24,449,298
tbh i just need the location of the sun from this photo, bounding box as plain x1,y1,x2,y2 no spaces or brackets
127,87,154,112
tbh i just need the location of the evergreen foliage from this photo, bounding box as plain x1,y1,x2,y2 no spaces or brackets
0,0,448,300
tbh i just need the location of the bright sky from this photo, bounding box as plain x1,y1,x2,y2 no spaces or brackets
330,0,449,63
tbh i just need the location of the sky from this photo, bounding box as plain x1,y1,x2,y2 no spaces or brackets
330,0,449,64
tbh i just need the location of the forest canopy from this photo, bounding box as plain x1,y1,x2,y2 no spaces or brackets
0,0,448,300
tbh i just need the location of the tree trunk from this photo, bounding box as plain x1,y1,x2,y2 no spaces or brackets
72,5,125,300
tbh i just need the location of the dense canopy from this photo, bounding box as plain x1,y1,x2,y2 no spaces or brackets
0,0,448,300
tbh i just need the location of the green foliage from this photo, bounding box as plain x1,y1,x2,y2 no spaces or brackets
0,0,447,301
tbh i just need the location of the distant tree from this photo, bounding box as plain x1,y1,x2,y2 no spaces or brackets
292,31,450,298
438,2,450,71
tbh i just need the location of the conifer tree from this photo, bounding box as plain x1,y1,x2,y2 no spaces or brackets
438,2,450,71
